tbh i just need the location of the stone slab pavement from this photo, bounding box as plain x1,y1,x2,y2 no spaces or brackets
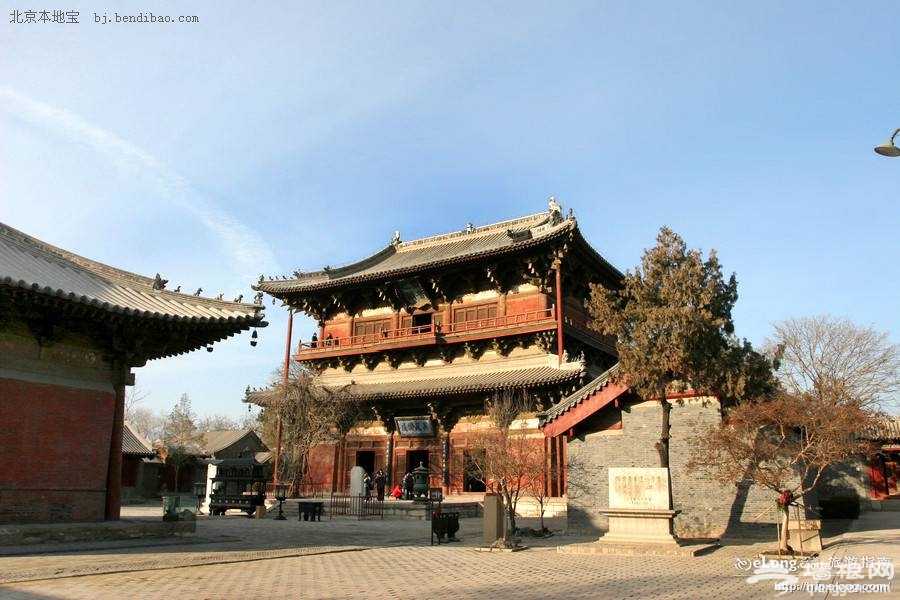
0,504,896,600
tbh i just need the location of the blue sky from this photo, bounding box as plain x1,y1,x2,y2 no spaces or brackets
3,1,898,419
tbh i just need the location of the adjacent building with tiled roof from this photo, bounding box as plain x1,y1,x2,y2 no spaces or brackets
0,223,266,524
250,200,619,496
201,429,268,459
122,422,155,457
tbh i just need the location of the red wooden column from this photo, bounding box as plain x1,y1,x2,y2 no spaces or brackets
274,309,293,484
555,435,563,497
334,435,347,492
554,258,564,363
869,455,888,498
104,378,126,520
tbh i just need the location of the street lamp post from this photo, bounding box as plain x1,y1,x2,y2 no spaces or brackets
874,128,900,157
274,482,288,520
192,481,206,513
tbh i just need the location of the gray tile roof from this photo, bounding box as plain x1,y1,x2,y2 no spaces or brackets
326,363,584,400
257,211,577,293
245,361,584,403
861,417,900,441
201,429,262,454
539,363,623,425
122,422,154,456
0,222,265,325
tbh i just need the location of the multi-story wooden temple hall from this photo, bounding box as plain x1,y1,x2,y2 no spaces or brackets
252,200,623,497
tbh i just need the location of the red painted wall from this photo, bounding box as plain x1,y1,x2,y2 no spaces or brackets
322,320,352,341
305,443,337,490
0,378,114,523
506,293,547,316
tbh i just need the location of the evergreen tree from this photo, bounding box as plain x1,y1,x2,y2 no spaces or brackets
588,227,774,469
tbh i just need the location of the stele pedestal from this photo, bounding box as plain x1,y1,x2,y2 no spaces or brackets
598,467,680,545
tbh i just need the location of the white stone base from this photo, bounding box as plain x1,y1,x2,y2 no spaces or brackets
597,508,681,545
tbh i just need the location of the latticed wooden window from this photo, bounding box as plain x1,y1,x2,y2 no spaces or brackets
354,319,390,337
453,303,498,324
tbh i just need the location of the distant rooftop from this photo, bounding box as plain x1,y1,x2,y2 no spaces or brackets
122,422,154,456
201,429,265,455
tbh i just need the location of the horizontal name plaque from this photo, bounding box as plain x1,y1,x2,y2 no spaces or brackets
395,417,435,437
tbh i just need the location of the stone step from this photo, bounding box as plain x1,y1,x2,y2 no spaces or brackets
876,498,900,511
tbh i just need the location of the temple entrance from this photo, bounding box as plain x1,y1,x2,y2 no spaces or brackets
463,450,486,492
355,451,375,476
407,450,429,473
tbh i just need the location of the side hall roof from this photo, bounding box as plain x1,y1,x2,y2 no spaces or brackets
0,222,265,328
538,364,629,437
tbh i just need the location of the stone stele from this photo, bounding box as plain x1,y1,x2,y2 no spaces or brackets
599,467,680,545
349,466,366,497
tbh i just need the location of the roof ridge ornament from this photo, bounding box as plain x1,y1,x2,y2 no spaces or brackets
152,273,168,290
548,196,562,224
391,230,401,246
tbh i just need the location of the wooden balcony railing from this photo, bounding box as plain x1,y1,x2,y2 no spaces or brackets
296,308,555,355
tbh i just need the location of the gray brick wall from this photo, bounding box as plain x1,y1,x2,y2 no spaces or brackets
566,398,784,539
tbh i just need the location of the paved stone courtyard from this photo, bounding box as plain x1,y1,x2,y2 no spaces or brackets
0,505,897,599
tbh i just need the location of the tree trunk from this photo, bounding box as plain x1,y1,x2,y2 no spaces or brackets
779,507,791,553
655,389,670,468
504,489,517,539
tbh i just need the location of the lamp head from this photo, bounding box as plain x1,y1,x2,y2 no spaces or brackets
874,141,900,157
874,128,900,157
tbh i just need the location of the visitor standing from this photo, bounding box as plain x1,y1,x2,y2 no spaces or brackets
375,469,386,501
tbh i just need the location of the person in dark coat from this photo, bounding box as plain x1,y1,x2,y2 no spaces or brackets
375,469,386,501
403,471,414,500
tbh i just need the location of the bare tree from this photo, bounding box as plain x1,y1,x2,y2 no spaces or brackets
468,390,545,545
691,316,898,552
259,364,359,489
125,385,149,415
525,452,551,535
239,411,262,436
125,386,165,443
772,316,900,412
127,406,165,444
196,414,240,432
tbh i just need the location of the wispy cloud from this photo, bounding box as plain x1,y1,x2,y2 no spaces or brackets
0,86,278,283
